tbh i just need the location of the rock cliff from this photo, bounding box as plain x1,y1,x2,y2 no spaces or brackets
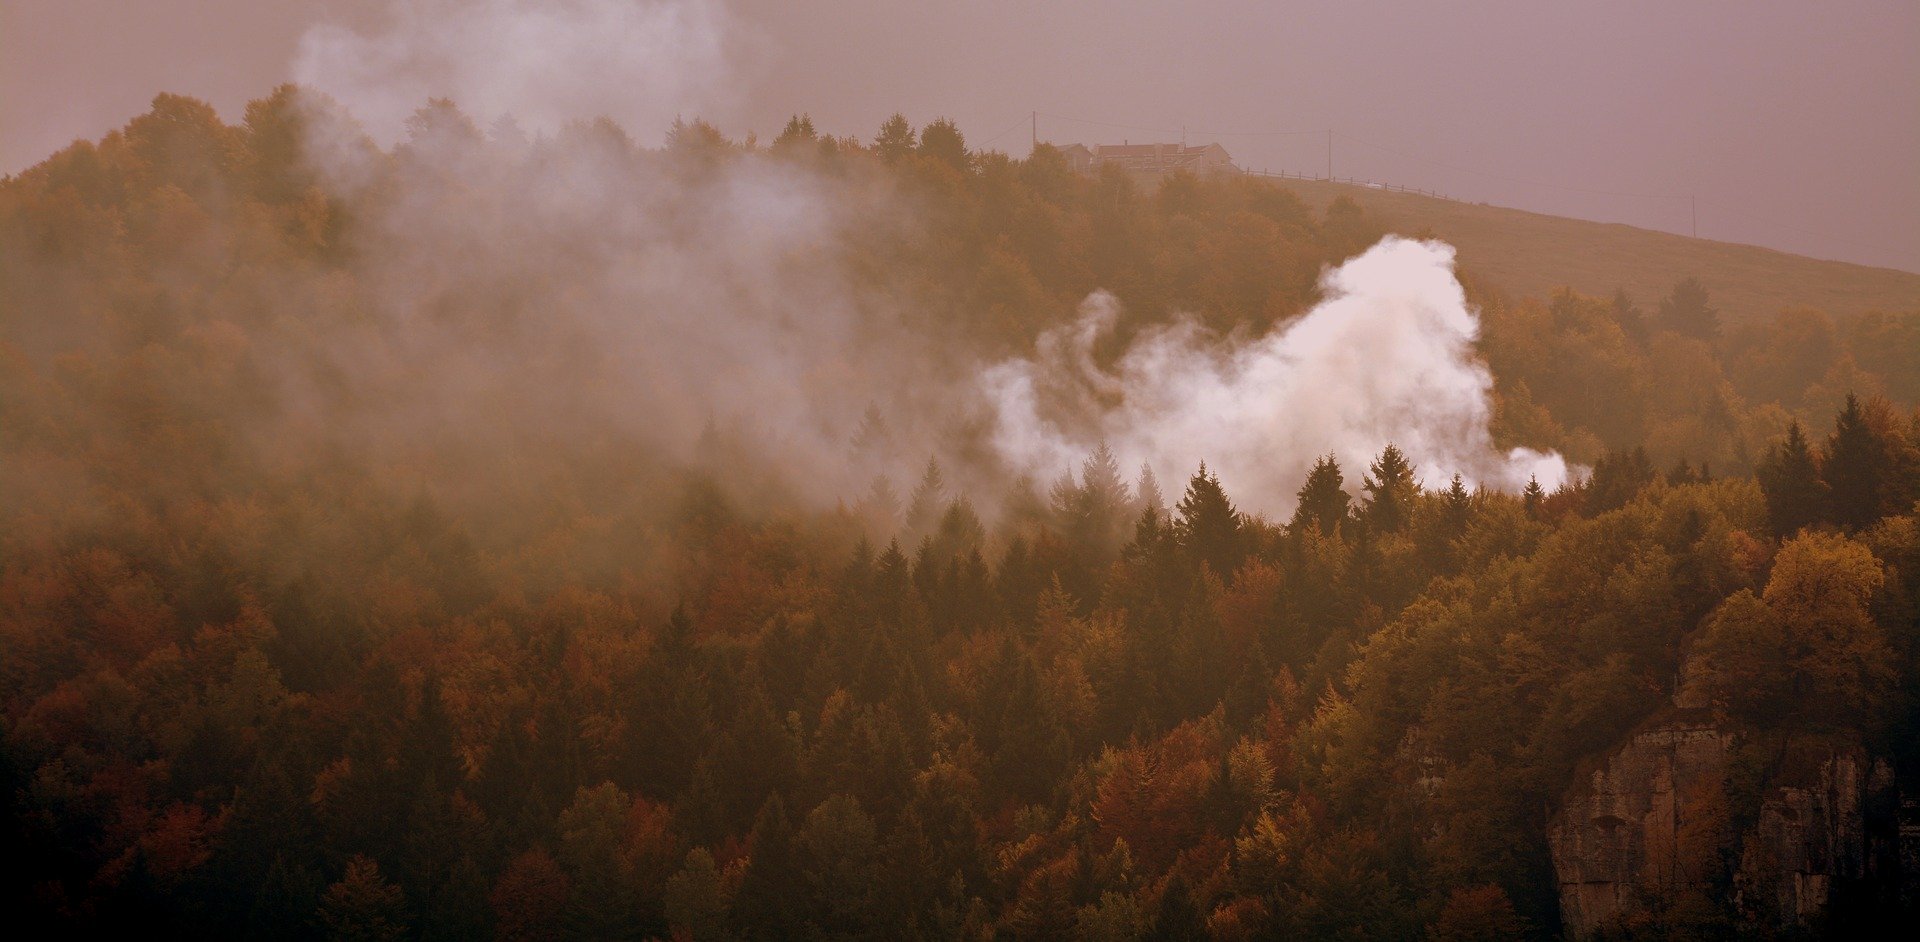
1549,711,1893,936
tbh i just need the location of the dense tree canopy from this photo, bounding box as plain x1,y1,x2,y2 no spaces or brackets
2,90,1918,939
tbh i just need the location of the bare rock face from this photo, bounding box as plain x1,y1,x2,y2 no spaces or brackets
1549,712,1886,937
1549,715,1732,934
1733,740,1872,927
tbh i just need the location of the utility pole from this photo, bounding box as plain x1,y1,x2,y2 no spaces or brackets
1326,129,1333,180
1031,111,1037,153
1690,194,1697,238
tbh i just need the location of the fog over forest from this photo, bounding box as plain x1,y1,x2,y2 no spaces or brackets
2,1,1917,939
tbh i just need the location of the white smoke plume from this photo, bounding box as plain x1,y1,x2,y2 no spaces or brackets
283,0,1569,530
982,237,1573,517
294,0,742,144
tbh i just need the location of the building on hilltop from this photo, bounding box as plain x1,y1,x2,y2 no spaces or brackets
1052,141,1239,178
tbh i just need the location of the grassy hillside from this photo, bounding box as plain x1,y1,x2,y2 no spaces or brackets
1273,178,1920,325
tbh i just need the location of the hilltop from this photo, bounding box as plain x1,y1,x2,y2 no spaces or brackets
1272,177,1920,325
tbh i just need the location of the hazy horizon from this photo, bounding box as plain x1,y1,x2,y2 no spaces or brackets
4,0,1917,272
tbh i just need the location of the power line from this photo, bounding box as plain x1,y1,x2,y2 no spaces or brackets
974,116,1035,148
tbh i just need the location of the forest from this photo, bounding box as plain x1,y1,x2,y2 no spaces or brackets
3,89,1918,940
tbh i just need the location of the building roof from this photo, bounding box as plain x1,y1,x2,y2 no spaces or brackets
1091,142,1228,159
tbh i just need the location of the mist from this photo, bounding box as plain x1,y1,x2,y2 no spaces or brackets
253,0,1578,531
293,0,741,145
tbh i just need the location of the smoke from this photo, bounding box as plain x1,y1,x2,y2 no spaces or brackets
279,0,1567,532
982,237,1572,516
294,0,742,144
267,0,976,530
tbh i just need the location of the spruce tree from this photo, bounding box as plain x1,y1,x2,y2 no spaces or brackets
1136,463,1166,519
1756,420,1827,538
1443,474,1473,532
1825,394,1884,531
1291,455,1350,536
1175,463,1244,579
1361,444,1418,534
1522,476,1545,518
903,457,946,543
1079,442,1132,556
1658,276,1719,345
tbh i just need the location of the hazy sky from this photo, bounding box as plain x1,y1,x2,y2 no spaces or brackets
5,0,1916,271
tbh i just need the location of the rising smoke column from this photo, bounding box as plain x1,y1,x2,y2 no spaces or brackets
981,236,1572,516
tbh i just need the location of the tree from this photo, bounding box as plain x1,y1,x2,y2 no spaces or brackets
1756,420,1828,538
991,645,1073,803
1176,463,1245,579
773,113,818,150
874,114,916,163
1291,455,1350,536
1137,463,1167,519
318,856,409,942
1583,447,1655,514
666,116,730,157
735,795,801,940
904,457,947,543
492,849,570,942
798,795,883,937
1658,276,1719,345
1611,287,1649,348
1055,443,1132,560
1824,394,1919,529
1148,872,1207,942
1429,884,1528,942
1522,476,1545,519
557,783,647,941
917,118,970,173
664,848,732,941
1360,444,1417,534
1688,531,1895,728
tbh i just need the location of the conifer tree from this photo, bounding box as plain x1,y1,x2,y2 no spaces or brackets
1756,420,1827,538
773,113,818,149
930,497,985,562
1659,276,1719,345
904,457,946,543
1291,455,1350,536
1584,447,1655,514
736,795,801,940
1361,444,1418,534
318,856,410,942
1825,394,1885,531
917,118,970,173
1176,463,1244,579
1136,463,1166,519
874,114,916,163
1443,474,1473,532
1078,442,1132,556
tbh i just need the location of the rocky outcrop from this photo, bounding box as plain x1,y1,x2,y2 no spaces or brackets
1732,738,1875,927
1549,714,1732,934
1549,712,1891,937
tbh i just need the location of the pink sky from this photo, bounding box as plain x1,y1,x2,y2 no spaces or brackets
4,0,1915,271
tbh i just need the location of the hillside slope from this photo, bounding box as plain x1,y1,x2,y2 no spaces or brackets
1273,178,1920,325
